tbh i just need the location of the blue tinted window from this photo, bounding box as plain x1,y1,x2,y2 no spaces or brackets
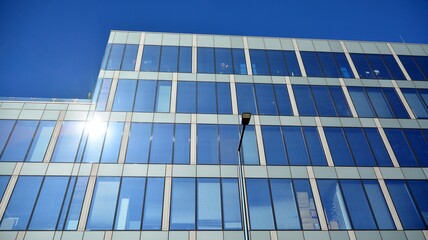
82,122,108,163
293,179,320,229
255,84,277,115
159,46,178,72
114,178,146,230
219,125,239,164
404,129,428,167
366,54,392,79
197,82,216,114
317,52,341,78
384,128,418,166
250,50,269,75
106,44,125,70
382,88,409,118
29,177,69,230
267,50,287,76
112,80,137,111
232,49,247,75
215,48,233,74
334,53,354,78
26,121,55,162
174,124,190,164
0,176,9,200
1,120,38,161
324,127,354,166
241,125,259,165
414,56,428,80
283,126,310,165
198,47,214,73
62,177,88,230
364,128,392,166
366,88,393,118
141,45,161,71
101,44,112,70
178,47,192,73
96,78,112,111
293,85,317,116
362,180,395,229
382,55,405,80
197,178,222,229
176,81,196,113
402,88,428,118
236,83,257,114
134,80,156,112
0,120,15,154
407,181,428,227
87,177,120,230
311,86,336,116
399,56,425,80
270,179,300,229
125,123,151,163
121,44,138,71
344,128,376,166
284,51,301,76
262,126,287,165
100,122,123,163
221,179,242,229
246,179,275,229
351,53,375,79
155,81,171,112
329,86,351,117
142,178,164,229
197,125,219,164
150,123,173,164
170,178,196,230
217,82,232,114
301,52,323,77
317,180,351,230
0,176,43,230
273,85,293,116
303,127,327,166
57,178,77,230
348,87,375,117
52,122,85,162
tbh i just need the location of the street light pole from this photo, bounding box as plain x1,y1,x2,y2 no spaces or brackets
237,112,251,240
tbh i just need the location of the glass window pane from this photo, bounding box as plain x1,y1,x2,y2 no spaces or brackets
114,178,145,230
366,54,392,79
311,86,336,117
86,177,120,230
142,178,164,230
1,120,38,161
170,178,196,230
219,125,239,164
274,85,293,116
267,50,287,76
284,51,301,76
317,52,341,78
236,83,257,114
293,179,320,230
344,128,376,166
101,44,112,70
176,81,196,113
255,84,278,115
402,88,428,119
197,82,216,114
384,129,418,167
29,177,69,230
413,56,428,80
197,47,215,73
197,178,222,229
178,47,192,73
215,48,233,74
150,123,173,164
125,123,151,163
399,56,425,80
26,121,55,162
270,179,300,229
155,81,171,112
217,82,232,114
52,122,85,162
317,180,352,230
159,46,178,72
121,44,138,71
407,181,428,227
262,126,288,165
96,78,112,111
283,126,310,165
197,125,218,164
250,49,269,75
222,179,242,230
348,87,375,117
351,53,375,79
134,80,156,112
63,177,88,230
82,122,108,163
246,179,275,230
0,120,15,154
334,53,354,78
324,127,354,166
106,44,125,70
329,86,351,117
366,88,393,118
0,176,9,200
303,127,327,166
174,124,190,164
241,125,259,165
301,52,323,77
141,45,161,71
383,88,409,118
404,129,428,167
232,49,247,75
112,80,137,111
364,128,392,167
0,176,43,230
382,55,405,80
362,180,395,229
100,122,123,163
56,177,76,230
293,85,317,116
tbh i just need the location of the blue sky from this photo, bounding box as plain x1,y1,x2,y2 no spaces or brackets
0,0,427,99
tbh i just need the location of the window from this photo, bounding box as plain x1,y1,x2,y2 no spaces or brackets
284,51,302,77
300,51,354,78
51,121,85,162
141,45,161,71
170,178,196,230
221,179,242,230
232,49,247,75
96,78,112,111
1,121,38,161
215,48,233,74
351,53,405,80
0,120,15,155
267,50,288,76
334,53,354,78
102,44,138,71
112,80,137,111
198,47,215,73
0,176,10,201
236,83,257,114
159,46,178,72
106,44,125,70
134,80,171,112
250,49,270,75
300,52,323,77
399,55,427,81
401,88,428,119
176,81,196,113
178,47,192,73
141,45,192,73
121,44,139,71
250,49,301,76
197,178,222,229
150,123,174,164
114,178,146,230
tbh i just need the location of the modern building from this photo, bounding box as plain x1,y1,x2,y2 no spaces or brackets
0,30,428,240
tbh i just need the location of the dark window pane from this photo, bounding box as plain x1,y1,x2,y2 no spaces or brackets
197,82,216,114
176,81,196,113
51,122,85,162
324,127,354,166
114,178,145,230
63,177,88,230
364,128,392,167
174,124,190,164
283,126,310,165
198,47,215,73
170,178,196,230
142,178,164,230
362,180,395,229
329,86,351,117
125,123,151,163
366,54,392,79
197,124,218,164
382,55,405,80
217,82,232,114
348,87,375,117
197,178,222,229
301,52,323,77
159,46,178,72
334,53,354,78
121,44,138,71
106,44,125,70
404,129,428,167
155,81,171,112
293,179,320,229
413,56,428,80
262,126,288,165
311,86,336,117
215,48,233,74
284,51,301,76
267,50,287,76
255,84,278,115
407,181,428,227
270,179,300,229
100,122,123,163
26,121,55,162
150,123,173,164
241,125,259,165
134,80,156,112
178,47,192,73
293,85,317,116
250,49,269,75
317,52,341,78
303,127,327,166
0,120,15,154
112,80,137,111
222,179,242,230
219,125,239,164
236,83,257,114
366,88,393,118
383,88,409,118
1,120,38,161
141,45,161,71
402,88,428,119
82,122,108,163
232,49,247,75
246,179,275,229
399,56,425,80
273,85,293,116
96,78,112,111
351,53,375,79
344,128,376,166
384,129,418,167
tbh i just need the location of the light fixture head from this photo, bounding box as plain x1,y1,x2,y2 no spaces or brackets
241,112,252,126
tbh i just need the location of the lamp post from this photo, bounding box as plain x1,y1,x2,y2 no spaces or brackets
237,112,251,240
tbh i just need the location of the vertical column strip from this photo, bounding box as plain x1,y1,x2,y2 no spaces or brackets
190,114,197,165
44,110,66,163
134,32,145,72
0,175,19,220
117,120,131,164
387,43,411,81
170,73,178,113
339,78,358,118
315,117,334,166
78,175,96,230
292,39,307,77
374,118,400,167
161,176,172,231
391,80,416,119
229,75,239,115
105,71,120,111
309,178,328,230
192,35,197,73
285,77,299,116
254,116,266,166
340,41,360,79
243,37,253,75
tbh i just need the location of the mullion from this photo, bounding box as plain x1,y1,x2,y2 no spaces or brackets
0,120,18,159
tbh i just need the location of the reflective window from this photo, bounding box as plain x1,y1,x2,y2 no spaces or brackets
283,126,310,165
103,44,138,71
246,178,275,229
1,121,38,161
121,44,138,71
324,127,354,166
384,128,427,167
366,54,392,79
112,80,137,111
142,178,165,229
334,53,354,78
176,81,196,113
134,80,171,112
219,125,239,164
240,125,259,165
0,176,9,200
141,45,161,71
402,88,428,119
0,120,15,154
352,53,406,80
114,178,146,230
197,125,219,164
106,44,125,70
215,48,233,74
262,126,288,165
159,46,178,72
232,49,247,75
399,55,427,80
178,47,192,73
174,124,191,164
221,179,242,229
197,82,216,113
59,177,88,230
413,56,428,80
100,122,123,163
267,50,287,76
52,121,85,162
96,78,112,111
293,179,320,229
170,178,196,230
255,84,278,115
197,178,222,229
217,83,232,114
250,49,302,76
293,85,317,116
236,83,257,114
274,85,293,115
250,49,269,75
81,122,108,163
150,123,173,164
317,52,341,78
284,51,301,76
301,52,323,77
270,179,300,229
198,47,215,73
125,123,151,163
382,55,405,80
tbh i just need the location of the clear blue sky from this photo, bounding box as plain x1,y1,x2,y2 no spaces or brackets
1,0,427,99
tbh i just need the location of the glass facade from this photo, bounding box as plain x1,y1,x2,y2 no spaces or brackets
1,31,428,239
